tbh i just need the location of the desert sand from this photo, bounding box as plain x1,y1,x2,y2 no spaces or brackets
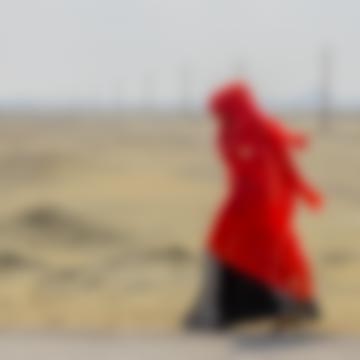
0,111,359,333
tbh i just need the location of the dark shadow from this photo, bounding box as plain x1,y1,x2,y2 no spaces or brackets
232,330,332,351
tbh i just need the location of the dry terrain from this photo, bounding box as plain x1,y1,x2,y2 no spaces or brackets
0,111,359,333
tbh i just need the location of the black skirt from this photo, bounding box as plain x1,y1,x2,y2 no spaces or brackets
186,254,318,330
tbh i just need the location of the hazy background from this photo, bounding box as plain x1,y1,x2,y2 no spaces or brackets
0,0,359,109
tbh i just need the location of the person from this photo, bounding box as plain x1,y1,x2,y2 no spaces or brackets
186,82,323,330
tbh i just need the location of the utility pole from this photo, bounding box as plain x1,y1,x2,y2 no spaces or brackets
180,64,191,116
320,47,333,132
142,71,155,112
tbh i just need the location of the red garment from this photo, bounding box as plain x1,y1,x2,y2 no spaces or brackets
208,83,322,301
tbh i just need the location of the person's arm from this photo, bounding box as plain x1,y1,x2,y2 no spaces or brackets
268,118,309,150
268,122,323,210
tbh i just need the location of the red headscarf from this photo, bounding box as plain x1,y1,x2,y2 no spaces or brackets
210,82,261,121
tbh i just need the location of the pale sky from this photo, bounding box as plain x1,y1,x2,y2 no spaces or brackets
0,0,359,108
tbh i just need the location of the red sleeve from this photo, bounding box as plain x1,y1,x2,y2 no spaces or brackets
266,120,323,209
267,118,309,150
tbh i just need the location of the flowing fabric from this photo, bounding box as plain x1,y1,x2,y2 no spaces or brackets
208,83,322,302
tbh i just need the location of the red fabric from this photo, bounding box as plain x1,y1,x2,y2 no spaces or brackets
208,82,322,301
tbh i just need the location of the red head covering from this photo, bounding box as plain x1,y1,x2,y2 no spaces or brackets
209,82,263,127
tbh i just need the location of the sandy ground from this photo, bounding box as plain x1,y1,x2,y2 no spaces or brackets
0,333,359,359
0,111,359,332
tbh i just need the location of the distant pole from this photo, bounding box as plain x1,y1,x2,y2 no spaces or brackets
180,64,191,116
233,61,245,81
117,79,123,110
320,47,333,132
142,71,155,112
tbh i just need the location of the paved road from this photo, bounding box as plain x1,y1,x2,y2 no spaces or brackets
0,333,358,359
